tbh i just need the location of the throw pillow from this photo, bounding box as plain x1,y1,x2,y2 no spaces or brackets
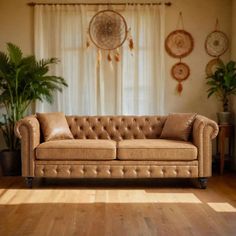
160,113,197,141
37,112,74,141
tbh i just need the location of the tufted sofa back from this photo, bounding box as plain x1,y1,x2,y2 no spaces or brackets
66,116,167,141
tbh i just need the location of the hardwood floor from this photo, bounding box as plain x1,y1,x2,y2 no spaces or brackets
0,174,236,236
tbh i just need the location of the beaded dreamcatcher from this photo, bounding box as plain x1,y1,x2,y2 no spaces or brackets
205,19,229,76
165,12,194,94
87,8,134,66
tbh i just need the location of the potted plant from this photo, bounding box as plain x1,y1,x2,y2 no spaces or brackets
0,43,67,175
206,60,236,124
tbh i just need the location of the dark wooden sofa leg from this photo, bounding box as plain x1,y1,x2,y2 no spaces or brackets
198,177,208,189
25,177,34,188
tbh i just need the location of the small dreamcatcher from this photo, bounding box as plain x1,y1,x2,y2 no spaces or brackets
205,58,223,77
171,62,190,92
87,8,134,66
205,19,229,76
165,12,194,94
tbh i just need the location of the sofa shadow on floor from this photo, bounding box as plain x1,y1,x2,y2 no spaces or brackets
0,177,202,190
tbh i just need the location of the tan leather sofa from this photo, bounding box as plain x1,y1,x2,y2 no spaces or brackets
15,115,218,188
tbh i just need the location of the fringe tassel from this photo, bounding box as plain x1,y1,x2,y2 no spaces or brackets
97,49,102,66
86,33,90,48
107,52,112,62
129,38,134,51
107,52,113,70
86,40,90,48
114,49,120,62
177,82,183,94
114,52,120,62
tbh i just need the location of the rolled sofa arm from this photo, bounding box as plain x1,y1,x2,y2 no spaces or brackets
192,115,219,177
15,115,40,177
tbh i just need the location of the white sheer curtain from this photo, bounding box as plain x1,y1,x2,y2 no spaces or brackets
34,4,165,115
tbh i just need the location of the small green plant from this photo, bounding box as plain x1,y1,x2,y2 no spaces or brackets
206,60,236,112
0,43,67,150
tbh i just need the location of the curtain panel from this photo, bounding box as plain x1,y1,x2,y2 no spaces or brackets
34,4,165,115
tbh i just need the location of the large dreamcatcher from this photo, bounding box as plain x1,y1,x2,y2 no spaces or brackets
87,8,134,66
205,19,229,76
165,12,194,94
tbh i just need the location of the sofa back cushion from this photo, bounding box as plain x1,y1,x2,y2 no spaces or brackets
66,116,167,141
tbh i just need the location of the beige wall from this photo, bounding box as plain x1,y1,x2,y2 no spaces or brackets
165,0,231,120
0,0,233,149
0,0,33,53
231,0,236,169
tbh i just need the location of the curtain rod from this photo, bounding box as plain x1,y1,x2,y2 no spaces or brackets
28,2,172,6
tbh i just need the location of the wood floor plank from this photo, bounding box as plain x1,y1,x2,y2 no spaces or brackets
0,173,236,236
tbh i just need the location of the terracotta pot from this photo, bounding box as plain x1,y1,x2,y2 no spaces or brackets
0,150,21,176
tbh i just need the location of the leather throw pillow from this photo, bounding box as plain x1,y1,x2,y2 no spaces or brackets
160,113,197,141
37,112,74,141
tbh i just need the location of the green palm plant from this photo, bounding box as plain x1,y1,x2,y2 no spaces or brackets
0,43,67,150
206,60,236,112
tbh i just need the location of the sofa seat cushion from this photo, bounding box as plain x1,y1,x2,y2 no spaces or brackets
117,139,197,161
36,139,116,161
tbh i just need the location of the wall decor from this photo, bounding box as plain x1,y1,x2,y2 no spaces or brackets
171,62,190,93
205,31,229,57
165,12,194,94
205,19,229,76
205,19,229,57
87,8,133,65
205,58,223,77
165,30,193,58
